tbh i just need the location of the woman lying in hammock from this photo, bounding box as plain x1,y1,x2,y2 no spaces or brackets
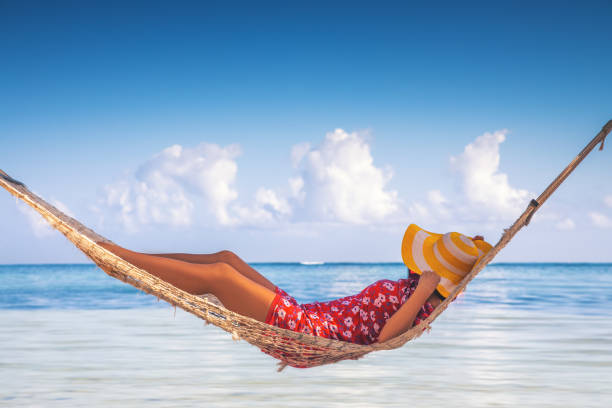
98,224,492,345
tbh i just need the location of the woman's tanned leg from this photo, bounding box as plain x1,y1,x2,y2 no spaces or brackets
98,243,275,322
148,250,276,292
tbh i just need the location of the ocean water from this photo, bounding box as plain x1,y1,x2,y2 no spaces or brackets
1,263,611,407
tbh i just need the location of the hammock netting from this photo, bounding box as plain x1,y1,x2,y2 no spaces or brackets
1,120,609,370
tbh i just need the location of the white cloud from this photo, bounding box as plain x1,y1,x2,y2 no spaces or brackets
589,212,612,228
291,142,311,168
587,196,612,230
17,198,74,238
96,130,400,231
231,188,292,227
99,143,242,231
407,201,430,221
426,189,451,219
288,177,305,202
254,188,291,216
406,130,533,226
290,128,399,224
450,130,532,220
555,218,576,231
406,189,453,225
427,189,446,206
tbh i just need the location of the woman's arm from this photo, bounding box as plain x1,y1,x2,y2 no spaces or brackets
376,271,440,343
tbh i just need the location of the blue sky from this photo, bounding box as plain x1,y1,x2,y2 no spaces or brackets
1,1,611,264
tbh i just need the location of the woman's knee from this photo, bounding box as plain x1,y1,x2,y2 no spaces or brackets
204,262,240,283
216,250,238,264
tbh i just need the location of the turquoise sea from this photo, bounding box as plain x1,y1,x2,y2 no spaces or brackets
1,263,611,407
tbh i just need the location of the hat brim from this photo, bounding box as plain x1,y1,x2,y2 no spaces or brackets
401,224,440,274
401,224,492,298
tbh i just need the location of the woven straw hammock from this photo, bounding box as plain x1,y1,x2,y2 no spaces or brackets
1,121,609,370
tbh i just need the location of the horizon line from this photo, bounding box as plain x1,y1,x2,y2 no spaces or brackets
1,261,612,266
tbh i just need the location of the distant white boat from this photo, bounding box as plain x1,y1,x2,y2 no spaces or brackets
299,261,324,265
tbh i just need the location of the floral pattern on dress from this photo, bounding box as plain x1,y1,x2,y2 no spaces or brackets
264,272,435,348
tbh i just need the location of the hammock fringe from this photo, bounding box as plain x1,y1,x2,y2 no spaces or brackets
1,120,609,369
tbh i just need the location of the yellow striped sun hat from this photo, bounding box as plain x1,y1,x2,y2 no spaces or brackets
401,224,493,298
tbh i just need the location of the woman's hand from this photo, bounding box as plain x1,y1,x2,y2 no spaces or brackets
419,270,441,287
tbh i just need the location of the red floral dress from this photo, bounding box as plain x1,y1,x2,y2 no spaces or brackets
264,272,434,352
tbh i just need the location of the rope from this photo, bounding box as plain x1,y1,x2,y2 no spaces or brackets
0,120,609,368
355,119,612,343
532,119,611,212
